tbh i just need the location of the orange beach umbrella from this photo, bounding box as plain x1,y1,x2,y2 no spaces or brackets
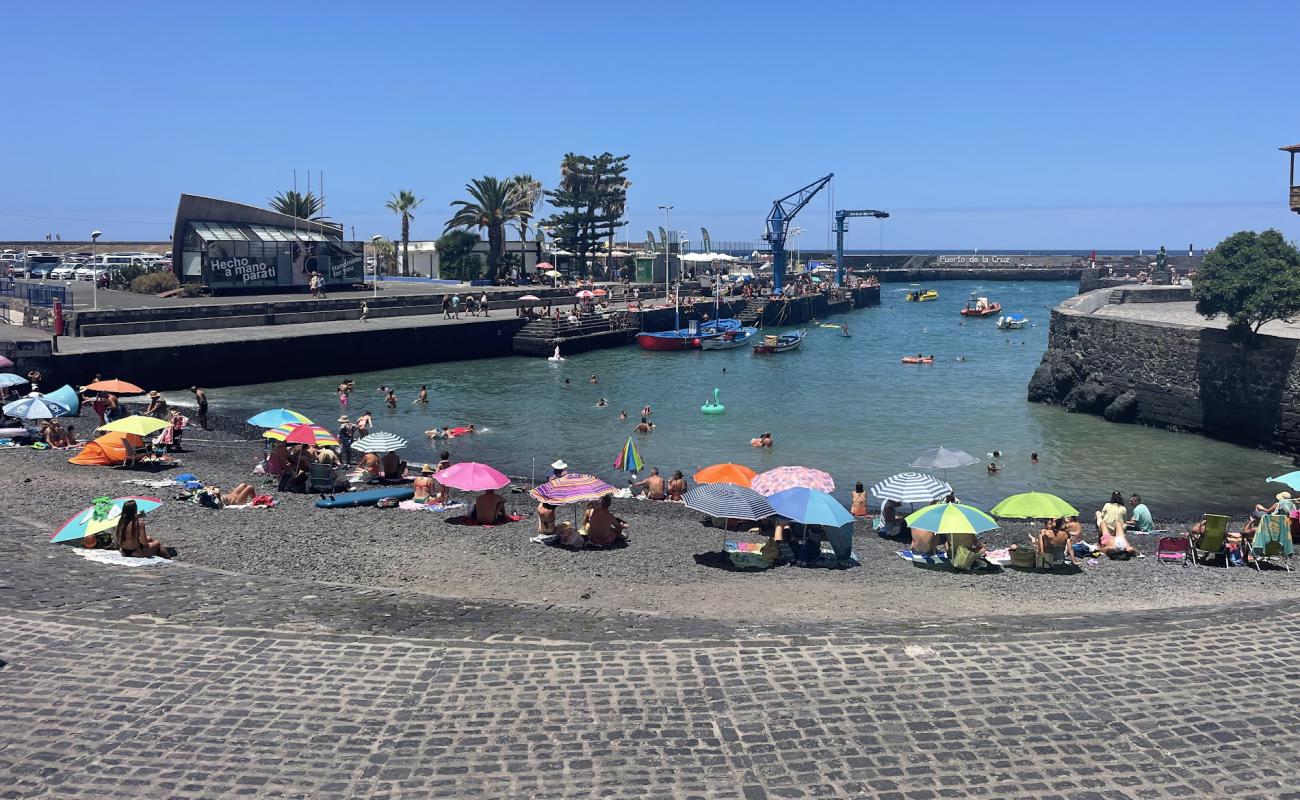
693,463,757,487
84,379,144,395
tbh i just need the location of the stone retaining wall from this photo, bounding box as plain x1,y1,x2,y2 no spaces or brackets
1028,289,1300,455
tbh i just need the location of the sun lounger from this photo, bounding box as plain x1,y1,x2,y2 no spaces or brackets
1191,514,1229,568
1251,514,1293,572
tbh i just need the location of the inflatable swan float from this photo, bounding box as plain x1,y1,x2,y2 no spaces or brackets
701,388,725,414
547,346,565,362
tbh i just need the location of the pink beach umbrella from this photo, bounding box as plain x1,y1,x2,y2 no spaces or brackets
435,462,510,492
750,466,835,497
0,356,12,369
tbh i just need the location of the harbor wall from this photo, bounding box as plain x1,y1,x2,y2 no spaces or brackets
1028,288,1300,456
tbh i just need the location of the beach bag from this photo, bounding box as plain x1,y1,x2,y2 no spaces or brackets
376,497,400,508
951,545,981,570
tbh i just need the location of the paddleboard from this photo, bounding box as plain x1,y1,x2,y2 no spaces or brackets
315,486,414,509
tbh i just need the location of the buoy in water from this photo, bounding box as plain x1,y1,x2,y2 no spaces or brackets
701,387,725,414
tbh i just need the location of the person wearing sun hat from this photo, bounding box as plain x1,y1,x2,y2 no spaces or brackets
336,415,356,466
144,390,168,419
1256,491,1296,517
550,459,568,480
413,464,436,503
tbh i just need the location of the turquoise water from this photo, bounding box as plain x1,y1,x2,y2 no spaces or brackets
211,280,1290,516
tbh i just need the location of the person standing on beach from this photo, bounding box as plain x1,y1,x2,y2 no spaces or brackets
336,415,356,465
479,292,489,316
105,392,119,422
451,294,461,319
356,410,373,436
190,386,209,430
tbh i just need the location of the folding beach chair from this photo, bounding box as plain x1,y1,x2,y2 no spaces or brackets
1035,542,1070,570
306,463,337,494
119,439,141,468
1251,514,1293,572
1191,514,1229,568
948,532,993,572
1155,536,1190,566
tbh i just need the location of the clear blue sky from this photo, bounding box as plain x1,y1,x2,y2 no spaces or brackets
5,0,1298,249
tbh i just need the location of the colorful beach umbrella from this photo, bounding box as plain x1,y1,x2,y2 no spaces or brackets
990,492,1079,519
693,463,756,487
0,356,12,368
905,502,999,534
575,290,595,299
614,437,644,473
99,415,169,437
871,472,951,504
51,496,163,543
593,288,608,296
434,462,510,492
0,373,28,389
264,422,339,447
351,431,407,453
751,466,835,497
246,408,312,428
530,473,614,505
682,484,775,521
3,395,69,420
83,379,144,395
768,487,855,527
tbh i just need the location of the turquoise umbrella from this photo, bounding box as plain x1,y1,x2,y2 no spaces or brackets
246,408,312,428
51,496,164,543
1269,471,1300,491
768,487,855,527
905,502,999,534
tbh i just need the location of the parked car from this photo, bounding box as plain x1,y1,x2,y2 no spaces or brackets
27,264,56,279
50,264,78,280
74,265,106,281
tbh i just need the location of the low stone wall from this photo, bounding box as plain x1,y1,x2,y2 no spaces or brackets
1028,289,1300,455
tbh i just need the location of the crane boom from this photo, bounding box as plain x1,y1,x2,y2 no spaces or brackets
763,173,833,295
833,208,889,285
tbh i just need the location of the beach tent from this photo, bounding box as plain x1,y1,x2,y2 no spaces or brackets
44,385,81,417
69,431,144,466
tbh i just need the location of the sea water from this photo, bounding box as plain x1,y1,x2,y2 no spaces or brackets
212,280,1288,517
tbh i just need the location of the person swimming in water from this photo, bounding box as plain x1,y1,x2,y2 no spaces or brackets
619,409,628,421
596,398,608,408
589,374,598,384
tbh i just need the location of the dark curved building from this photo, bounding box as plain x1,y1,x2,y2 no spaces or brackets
171,194,363,293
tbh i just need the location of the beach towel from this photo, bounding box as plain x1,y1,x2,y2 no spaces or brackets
897,550,950,566
446,513,526,527
397,500,467,512
984,547,1013,566
74,549,172,567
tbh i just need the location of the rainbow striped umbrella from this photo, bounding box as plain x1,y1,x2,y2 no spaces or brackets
263,422,339,447
751,466,835,497
530,473,615,505
613,437,643,473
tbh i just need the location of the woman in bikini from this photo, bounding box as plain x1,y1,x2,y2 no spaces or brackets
850,482,869,517
114,500,174,559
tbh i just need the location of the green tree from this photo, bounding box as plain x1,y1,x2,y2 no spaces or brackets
1194,229,1300,336
510,174,543,244
372,237,397,275
269,190,325,220
436,230,482,281
542,152,629,277
385,190,424,277
445,177,529,281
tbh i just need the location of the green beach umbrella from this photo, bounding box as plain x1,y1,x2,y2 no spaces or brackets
990,492,1079,519
905,502,999,534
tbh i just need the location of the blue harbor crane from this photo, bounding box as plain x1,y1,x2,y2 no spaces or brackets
763,173,833,295
833,208,890,285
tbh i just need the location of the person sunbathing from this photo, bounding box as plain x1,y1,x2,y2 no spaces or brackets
1036,518,1078,565
222,483,256,506
472,489,507,524
633,468,667,500
583,495,628,547
114,500,174,559
413,464,436,502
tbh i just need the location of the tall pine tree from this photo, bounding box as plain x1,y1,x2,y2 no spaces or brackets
542,152,629,277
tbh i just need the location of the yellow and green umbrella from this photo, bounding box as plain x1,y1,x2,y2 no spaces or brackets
905,502,999,534
98,415,169,437
990,492,1078,519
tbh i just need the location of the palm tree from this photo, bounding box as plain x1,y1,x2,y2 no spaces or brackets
510,174,543,244
385,190,423,277
445,177,528,281
269,190,324,220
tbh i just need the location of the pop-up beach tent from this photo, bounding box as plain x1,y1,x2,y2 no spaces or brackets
69,431,144,466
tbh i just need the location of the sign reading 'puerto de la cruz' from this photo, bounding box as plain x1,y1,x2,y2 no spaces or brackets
938,255,1015,265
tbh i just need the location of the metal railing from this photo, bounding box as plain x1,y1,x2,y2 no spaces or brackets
0,279,69,309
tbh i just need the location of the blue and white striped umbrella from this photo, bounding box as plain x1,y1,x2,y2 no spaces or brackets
350,431,408,453
2,395,69,420
682,484,776,521
870,472,951,505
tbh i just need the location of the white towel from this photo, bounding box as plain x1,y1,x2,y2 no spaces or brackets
74,549,172,567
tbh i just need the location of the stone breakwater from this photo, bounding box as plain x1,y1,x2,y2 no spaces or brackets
1028,288,1300,456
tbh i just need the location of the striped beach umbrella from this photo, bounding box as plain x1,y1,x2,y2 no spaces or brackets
905,503,999,534
693,463,757,487
2,394,69,420
530,473,614,505
264,422,339,447
613,437,643,473
682,484,776,521
351,431,408,453
751,466,835,497
870,472,951,504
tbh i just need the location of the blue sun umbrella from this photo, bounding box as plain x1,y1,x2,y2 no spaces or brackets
3,395,69,420
1269,471,1300,491
0,373,28,389
768,487,856,527
246,408,313,428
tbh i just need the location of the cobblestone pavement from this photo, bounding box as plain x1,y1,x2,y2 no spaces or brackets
1094,301,1300,339
4,517,1300,799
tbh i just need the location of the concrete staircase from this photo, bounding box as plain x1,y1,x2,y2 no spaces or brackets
511,314,634,356
736,298,769,325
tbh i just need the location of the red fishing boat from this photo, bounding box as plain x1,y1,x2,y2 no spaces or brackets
960,293,1001,317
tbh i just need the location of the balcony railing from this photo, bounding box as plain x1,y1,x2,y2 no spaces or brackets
1291,185,1300,212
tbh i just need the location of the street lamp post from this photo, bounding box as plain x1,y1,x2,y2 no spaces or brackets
657,205,672,302
90,230,102,310
370,235,383,299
